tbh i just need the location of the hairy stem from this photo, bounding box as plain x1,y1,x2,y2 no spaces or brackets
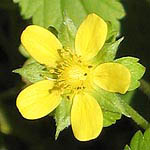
121,98,149,130
139,79,150,99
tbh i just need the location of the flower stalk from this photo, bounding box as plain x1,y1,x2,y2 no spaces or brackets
121,98,149,130
139,79,150,99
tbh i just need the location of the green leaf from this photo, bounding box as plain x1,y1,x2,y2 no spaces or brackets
106,21,119,43
92,87,129,127
13,0,125,31
124,145,131,150
13,62,50,83
58,15,77,50
54,98,72,139
92,37,123,65
124,128,150,150
103,110,121,127
19,44,30,58
115,57,145,91
120,91,135,104
140,128,150,150
130,131,143,150
24,58,37,65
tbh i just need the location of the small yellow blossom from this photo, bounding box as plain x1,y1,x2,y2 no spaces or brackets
16,13,131,141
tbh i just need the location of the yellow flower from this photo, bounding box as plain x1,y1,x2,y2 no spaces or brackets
16,14,131,141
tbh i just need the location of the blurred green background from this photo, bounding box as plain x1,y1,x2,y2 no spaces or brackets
0,0,150,150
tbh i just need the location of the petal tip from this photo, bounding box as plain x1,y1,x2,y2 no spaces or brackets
94,63,131,94
16,80,61,120
71,93,103,141
20,25,62,67
75,13,107,60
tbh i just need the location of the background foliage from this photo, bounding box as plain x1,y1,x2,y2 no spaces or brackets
0,0,150,150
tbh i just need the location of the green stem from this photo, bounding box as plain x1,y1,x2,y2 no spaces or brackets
139,79,150,99
121,98,149,130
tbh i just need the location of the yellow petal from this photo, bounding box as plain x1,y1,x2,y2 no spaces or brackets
16,80,61,119
71,92,103,141
94,63,131,94
75,13,107,60
21,25,62,67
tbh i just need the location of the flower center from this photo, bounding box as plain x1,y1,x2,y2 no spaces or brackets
52,49,93,92
63,65,88,88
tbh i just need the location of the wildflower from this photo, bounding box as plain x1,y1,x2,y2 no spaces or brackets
16,14,131,141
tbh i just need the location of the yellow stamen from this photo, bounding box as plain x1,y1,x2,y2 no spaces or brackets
52,50,93,93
